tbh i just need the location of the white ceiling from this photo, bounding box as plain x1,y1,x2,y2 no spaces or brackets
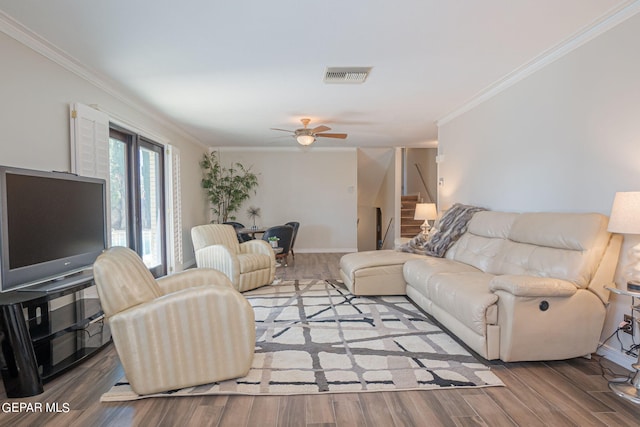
0,1,632,148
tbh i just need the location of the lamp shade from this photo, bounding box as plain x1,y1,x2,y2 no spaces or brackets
414,203,437,221
296,135,315,146
608,192,640,234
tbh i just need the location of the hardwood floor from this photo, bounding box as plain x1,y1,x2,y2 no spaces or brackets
2,253,639,426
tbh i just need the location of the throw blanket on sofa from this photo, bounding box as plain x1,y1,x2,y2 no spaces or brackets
398,203,486,257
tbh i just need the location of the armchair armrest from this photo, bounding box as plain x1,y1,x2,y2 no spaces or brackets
195,244,240,285
489,275,578,297
110,285,252,326
109,285,255,395
157,268,233,295
240,239,275,257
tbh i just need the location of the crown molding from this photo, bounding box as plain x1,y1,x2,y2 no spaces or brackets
0,11,99,88
0,10,206,149
437,0,640,127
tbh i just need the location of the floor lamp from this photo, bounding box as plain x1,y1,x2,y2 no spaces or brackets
607,191,640,404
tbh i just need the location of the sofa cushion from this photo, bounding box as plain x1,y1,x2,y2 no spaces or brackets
340,250,423,280
496,213,611,288
426,272,498,336
403,258,499,336
467,211,518,239
445,211,518,273
404,257,481,292
509,213,608,251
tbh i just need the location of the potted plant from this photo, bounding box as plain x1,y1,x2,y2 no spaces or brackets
247,206,261,230
200,151,259,223
267,236,279,248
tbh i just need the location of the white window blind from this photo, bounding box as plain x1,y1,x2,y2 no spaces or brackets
69,103,111,245
70,103,109,180
166,144,183,273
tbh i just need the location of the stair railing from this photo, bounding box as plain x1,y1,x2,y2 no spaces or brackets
414,163,434,203
379,217,393,249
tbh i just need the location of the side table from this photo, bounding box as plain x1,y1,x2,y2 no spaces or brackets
606,286,640,404
272,247,284,267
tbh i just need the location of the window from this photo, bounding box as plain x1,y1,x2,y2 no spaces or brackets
109,135,129,247
70,103,180,276
109,126,167,277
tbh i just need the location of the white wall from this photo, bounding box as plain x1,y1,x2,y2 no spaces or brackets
378,149,400,250
0,32,208,268
216,148,358,252
437,13,640,367
357,148,395,251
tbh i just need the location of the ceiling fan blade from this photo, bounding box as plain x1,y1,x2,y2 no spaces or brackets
311,125,331,133
270,128,295,133
316,133,348,139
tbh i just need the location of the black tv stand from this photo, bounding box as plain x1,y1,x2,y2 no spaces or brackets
0,273,111,397
19,269,94,293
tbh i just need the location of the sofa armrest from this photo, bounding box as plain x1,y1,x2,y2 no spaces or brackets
194,245,240,285
156,268,233,295
489,275,578,297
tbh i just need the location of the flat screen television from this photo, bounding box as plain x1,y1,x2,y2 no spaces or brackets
0,166,107,292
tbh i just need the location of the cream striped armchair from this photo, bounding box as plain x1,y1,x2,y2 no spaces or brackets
93,246,255,395
191,224,276,292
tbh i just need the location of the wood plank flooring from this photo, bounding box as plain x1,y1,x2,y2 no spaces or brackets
1,253,639,426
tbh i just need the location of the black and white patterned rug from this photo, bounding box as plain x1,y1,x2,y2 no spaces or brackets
101,280,502,401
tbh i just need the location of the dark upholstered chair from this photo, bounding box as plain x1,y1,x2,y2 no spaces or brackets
262,225,294,266
285,221,300,258
223,221,253,242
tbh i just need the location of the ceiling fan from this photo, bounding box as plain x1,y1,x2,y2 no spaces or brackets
270,118,348,146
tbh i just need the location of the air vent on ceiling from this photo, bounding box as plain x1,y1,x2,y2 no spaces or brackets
324,67,372,84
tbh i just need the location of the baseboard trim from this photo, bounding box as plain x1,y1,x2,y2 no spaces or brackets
596,342,636,370
182,258,196,271
296,248,357,254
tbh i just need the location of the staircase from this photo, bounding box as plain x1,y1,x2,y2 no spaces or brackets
400,194,424,238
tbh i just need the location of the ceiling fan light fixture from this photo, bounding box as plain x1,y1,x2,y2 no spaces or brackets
296,135,316,146
272,118,346,145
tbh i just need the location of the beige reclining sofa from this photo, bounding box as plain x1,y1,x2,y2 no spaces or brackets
340,210,621,362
